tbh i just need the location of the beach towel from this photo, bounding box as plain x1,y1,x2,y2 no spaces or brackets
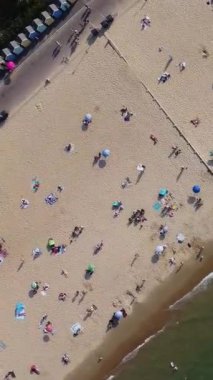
15,303,26,320
45,193,58,206
0,340,6,351
153,201,162,211
32,178,40,192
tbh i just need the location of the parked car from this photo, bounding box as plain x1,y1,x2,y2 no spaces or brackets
0,111,9,124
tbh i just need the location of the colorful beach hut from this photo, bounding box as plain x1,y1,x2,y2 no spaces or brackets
33,18,47,34
56,0,71,11
41,11,54,26
0,56,5,65
2,48,16,61
25,26,39,41
9,41,24,56
48,4,63,19
17,33,31,48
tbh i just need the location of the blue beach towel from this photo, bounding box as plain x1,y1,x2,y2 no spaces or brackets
153,201,162,211
45,193,58,205
15,302,26,320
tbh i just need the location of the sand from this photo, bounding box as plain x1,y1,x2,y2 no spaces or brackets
0,0,212,379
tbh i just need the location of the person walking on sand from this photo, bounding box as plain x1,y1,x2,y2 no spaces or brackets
55,40,62,47
178,61,186,71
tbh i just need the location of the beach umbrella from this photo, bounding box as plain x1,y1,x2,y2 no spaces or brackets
87,264,95,273
155,245,164,255
114,310,123,320
176,233,185,243
6,61,16,72
84,113,92,123
48,238,55,248
45,323,53,333
192,185,201,194
136,164,145,172
159,188,168,197
70,322,82,335
101,149,111,158
31,281,38,290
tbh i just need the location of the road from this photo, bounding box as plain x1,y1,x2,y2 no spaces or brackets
0,0,124,112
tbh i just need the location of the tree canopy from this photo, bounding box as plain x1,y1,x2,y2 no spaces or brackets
0,0,51,49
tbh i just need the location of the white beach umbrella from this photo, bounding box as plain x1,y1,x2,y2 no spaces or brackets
136,164,145,172
176,233,185,243
84,113,92,123
155,245,164,255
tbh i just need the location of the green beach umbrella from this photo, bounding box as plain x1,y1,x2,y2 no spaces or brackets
31,281,38,290
48,238,55,248
87,264,95,273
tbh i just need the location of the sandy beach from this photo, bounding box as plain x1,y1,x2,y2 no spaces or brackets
0,1,212,379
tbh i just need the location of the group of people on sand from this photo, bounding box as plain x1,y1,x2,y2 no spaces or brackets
120,106,133,121
94,240,104,254
128,209,147,227
48,238,67,255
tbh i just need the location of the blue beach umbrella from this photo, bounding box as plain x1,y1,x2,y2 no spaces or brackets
114,310,123,320
192,185,200,194
84,113,92,123
159,188,168,197
102,149,111,158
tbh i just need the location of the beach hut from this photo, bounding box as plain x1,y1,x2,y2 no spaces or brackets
0,56,5,65
41,11,54,26
9,41,24,56
25,25,39,41
48,4,63,19
1,48,16,61
33,18,47,34
67,0,77,4
17,33,31,48
56,0,71,11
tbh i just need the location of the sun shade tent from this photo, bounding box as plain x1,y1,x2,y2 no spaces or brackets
25,25,39,41
48,4,63,19
2,48,16,61
9,40,24,56
56,0,71,11
33,18,47,33
17,33,31,48
41,11,55,26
